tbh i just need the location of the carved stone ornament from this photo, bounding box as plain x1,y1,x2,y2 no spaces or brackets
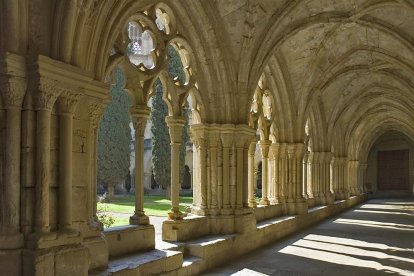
132,117,147,138
88,100,107,129
34,78,60,110
0,76,27,108
57,89,83,114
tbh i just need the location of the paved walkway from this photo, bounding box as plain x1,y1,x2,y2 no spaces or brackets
205,198,414,276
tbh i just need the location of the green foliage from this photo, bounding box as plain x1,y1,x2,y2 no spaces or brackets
151,45,190,191
97,68,132,186
167,45,186,84
151,79,171,189
179,107,190,184
97,202,115,228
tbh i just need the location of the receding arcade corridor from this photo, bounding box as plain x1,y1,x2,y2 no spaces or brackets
207,198,414,276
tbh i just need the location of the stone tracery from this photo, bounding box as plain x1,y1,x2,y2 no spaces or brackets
0,0,413,274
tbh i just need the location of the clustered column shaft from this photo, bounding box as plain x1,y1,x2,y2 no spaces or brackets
331,157,349,200
0,76,26,236
34,79,60,234
57,90,81,232
166,116,185,220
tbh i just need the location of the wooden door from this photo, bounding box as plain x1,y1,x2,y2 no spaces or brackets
377,150,409,190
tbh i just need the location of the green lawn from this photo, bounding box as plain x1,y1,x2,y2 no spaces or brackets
99,195,193,227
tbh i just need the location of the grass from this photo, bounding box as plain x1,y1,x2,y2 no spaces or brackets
100,195,193,227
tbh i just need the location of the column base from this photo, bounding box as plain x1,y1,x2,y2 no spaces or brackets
130,212,149,225
0,233,24,250
259,198,270,206
168,209,185,220
334,190,350,200
248,198,257,207
320,193,335,205
286,201,308,215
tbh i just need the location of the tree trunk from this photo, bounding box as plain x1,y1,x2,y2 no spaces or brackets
165,185,171,200
107,182,115,201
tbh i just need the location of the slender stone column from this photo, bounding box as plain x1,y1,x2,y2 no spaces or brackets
88,100,107,226
221,129,234,209
320,152,334,205
129,107,150,225
190,125,207,214
259,140,271,205
208,128,220,211
302,151,309,199
348,160,360,196
248,140,257,207
34,79,60,234
331,157,349,200
0,76,26,236
358,163,367,194
57,90,81,232
166,116,185,220
285,143,307,214
278,143,288,203
268,144,275,204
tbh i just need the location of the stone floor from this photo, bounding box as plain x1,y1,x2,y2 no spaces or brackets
205,198,414,276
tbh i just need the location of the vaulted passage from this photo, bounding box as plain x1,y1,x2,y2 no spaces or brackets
209,198,414,276
0,1,413,275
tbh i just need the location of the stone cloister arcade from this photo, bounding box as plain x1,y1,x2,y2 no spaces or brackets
0,0,413,275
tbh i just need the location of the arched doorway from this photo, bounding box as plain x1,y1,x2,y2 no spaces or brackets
365,131,414,196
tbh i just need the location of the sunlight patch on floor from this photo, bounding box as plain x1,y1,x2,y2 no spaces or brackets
353,209,414,216
360,204,414,211
304,234,412,252
279,244,412,275
334,218,414,231
231,268,268,276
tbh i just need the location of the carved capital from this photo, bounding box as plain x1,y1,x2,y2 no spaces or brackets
259,140,271,158
0,76,27,108
57,88,83,114
165,116,185,144
88,100,108,129
132,117,147,137
34,78,60,110
206,126,220,148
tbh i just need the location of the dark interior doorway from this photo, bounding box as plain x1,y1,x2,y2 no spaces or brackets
378,150,409,190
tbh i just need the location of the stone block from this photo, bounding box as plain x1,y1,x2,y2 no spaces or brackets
162,216,209,242
83,235,108,270
72,187,88,221
104,225,155,258
0,249,21,275
55,246,89,275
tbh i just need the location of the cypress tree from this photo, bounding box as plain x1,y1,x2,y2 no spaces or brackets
97,68,132,199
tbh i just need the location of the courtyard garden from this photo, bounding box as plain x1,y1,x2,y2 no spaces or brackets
98,195,193,227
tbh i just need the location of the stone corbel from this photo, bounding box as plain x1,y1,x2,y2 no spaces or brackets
0,76,27,109
56,88,83,114
88,99,108,129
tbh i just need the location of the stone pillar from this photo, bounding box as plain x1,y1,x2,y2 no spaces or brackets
191,125,208,214
277,143,288,204
308,152,334,205
285,143,307,214
268,143,275,204
88,100,107,227
166,116,185,220
248,140,257,207
130,107,150,225
331,157,349,200
221,128,234,209
348,160,360,196
207,127,220,212
302,151,310,199
57,90,81,233
259,140,271,205
34,78,60,234
320,152,334,205
0,76,25,239
358,163,367,194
